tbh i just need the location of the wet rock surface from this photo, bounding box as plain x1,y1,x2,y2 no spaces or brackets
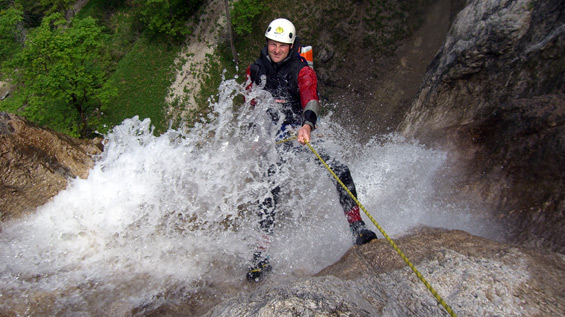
0,113,102,220
205,228,565,316
398,0,565,253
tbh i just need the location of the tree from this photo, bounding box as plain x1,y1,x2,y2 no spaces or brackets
6,13,117,137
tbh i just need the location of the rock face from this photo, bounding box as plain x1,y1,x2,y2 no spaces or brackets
398,0,565,253
0,113,102,220
206,228,564,316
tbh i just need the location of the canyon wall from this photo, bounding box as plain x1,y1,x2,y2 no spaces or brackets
398,0,565,253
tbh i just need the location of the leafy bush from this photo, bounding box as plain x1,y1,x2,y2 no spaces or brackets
231,0,265,36
134,0,203,40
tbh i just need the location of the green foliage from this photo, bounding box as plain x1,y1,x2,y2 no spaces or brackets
134,0,203,40
0,6,23,66
230,0,265,36
101,36,180,134
78,0,136,37
3,0,74,28
4,13,116,137
6,0,44,28
40,0,75,15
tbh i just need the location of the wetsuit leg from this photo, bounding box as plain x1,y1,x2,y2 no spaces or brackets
319,153,363,224
248,163,280,282
256,160,282,233
258,184,280,234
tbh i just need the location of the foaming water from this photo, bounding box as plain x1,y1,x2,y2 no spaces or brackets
0,79,497,314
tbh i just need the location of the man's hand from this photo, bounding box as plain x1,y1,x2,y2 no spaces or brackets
297,124,312,145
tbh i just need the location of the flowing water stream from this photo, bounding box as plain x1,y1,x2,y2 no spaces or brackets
0,79,499,315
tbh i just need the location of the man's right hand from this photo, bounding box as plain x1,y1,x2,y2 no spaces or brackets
297,124,312,145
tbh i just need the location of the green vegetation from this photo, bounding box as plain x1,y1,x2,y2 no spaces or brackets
2,12,115,137
0,0,201,136
136,0,203,40
0,6,23,67
101,36,180,134
230,0,265,36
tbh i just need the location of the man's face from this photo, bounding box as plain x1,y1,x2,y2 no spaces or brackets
267,39,291,63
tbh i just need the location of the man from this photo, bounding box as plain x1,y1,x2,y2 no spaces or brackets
245,18,377,282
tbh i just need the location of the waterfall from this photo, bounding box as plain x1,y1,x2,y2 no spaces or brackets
0,79,498,314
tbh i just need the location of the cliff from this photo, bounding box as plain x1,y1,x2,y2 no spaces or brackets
398,0,564,253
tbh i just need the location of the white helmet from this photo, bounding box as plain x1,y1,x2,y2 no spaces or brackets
265,18,296,44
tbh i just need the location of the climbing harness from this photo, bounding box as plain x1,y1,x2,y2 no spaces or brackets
277,136,457,317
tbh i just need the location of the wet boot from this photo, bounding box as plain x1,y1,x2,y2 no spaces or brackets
246,252,272,282
350,220,377,245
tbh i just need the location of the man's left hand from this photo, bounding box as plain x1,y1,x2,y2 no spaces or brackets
297,124,312,145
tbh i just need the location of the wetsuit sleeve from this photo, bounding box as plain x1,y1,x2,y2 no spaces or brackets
245,65,256,106
246,65,252,90
298,67,320,130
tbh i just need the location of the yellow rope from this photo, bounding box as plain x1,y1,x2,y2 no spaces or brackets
281,136,456,316
276,135,297,144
